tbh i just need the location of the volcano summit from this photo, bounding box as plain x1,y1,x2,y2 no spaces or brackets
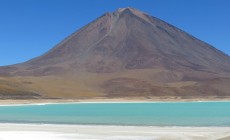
0,7,230,99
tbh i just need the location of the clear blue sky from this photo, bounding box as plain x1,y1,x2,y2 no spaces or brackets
0,0,229,66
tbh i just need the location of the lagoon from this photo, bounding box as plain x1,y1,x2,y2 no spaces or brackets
0,102,229,126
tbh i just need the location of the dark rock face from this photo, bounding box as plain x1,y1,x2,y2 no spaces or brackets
0,7,230,98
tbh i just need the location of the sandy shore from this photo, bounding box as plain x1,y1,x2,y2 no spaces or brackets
0,97,230,105
0,123,229,140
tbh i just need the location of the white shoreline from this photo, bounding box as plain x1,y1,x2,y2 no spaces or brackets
0,100,230,107
0,123,230,140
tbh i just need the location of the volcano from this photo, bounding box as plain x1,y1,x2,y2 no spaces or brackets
1,7,230,99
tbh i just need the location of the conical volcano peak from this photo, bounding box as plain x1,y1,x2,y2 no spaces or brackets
117,7,135,12
115,7,152,24
4,7,230,75
0,7,230,99
117,7,146,15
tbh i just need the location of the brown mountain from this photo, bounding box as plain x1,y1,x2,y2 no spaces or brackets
0,7,230,100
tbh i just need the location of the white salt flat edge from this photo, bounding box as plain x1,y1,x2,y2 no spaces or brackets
0,123,230,140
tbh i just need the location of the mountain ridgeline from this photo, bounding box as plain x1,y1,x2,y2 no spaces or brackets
0,7,230,99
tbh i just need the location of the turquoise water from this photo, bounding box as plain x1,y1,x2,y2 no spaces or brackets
0,102,229,126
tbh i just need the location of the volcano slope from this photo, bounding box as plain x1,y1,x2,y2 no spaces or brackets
0,7,230,100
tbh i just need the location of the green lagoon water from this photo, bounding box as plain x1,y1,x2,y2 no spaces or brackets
0,102,230,126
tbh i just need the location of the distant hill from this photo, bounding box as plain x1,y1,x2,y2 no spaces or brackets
0,7,230,99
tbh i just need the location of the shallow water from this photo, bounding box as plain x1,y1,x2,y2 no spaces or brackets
0,102,229,126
